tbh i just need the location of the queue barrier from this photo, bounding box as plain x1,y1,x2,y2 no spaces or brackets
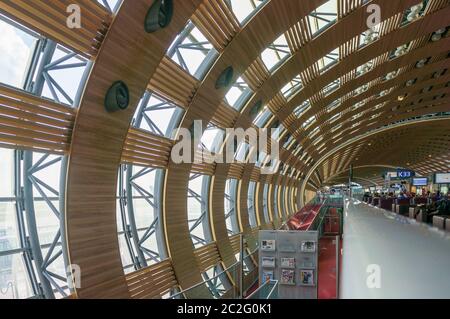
372,197,380,207
433,216,446,230
396,198,410,215
380,197,393,210
433,215,450,232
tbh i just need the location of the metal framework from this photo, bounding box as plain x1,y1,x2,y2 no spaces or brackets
224,179,240,236
0,0,448,300
247,181,258,228
168,21,218,80
187,174,212,247
0,0,116,299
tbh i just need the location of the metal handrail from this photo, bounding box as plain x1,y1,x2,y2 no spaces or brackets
267,280,279,299
246,280,279,299
168,261,240,299
168,246,259,299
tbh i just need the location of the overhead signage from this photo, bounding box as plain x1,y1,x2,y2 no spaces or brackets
435,173,450,184
412,177,428,186
396,169,415,179
385,170,415,180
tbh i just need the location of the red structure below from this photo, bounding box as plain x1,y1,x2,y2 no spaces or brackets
287,204,322,230
318,237,339,299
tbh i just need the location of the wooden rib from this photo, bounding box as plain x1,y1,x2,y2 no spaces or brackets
122,128,173,168
148,56,199,108
210,101,239,128
0,0,111,58
126,259,178,299
194,243,221,272
242,57,270,91
0,85,74,154
191,0,239,51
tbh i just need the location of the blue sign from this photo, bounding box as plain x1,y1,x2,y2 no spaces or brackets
397,169,415,179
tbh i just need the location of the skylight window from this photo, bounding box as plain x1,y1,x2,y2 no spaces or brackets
271,124,285,139
371,113,382,120
308,126,320,138
97,0,121,12
255,151,266,167
40,45,89,105
0,17,37,88
359,24,381,48
302,115,316,129
373,102,386,110
329,113,341,123
323,78,340,95
401,2,426,26
261,34,291,72
235,142,250,162
225,77,253,111
308,0,338,36
283,134,296,149
187,174,209,248
201,125,225,153
0,17,88,106
294,100,311,117
355,83,368,95
133,91,184,138
281,75,302,98
352,101,365,111
326,99,340,113
351,121,361,129
253,108,272,128
318,47,339,74
227,0,267,25
356,59,374,76
168,22,217,79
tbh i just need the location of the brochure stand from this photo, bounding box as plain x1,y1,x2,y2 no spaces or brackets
259,230,319,299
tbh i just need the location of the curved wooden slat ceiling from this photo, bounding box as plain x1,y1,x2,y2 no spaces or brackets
0,0,449,298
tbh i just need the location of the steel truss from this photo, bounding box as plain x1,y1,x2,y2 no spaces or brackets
224,179,240,236
168,22,218,80
187,174,212,247
117,165,168,271
0,9,100,296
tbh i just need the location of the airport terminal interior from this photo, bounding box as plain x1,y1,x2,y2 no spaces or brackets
0,0,449,300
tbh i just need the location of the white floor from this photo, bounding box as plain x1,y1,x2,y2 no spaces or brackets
340,198,450,299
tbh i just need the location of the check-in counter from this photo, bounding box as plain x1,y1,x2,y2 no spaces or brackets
409,206,418,219
396,198,410,215
372,197,380,207
433,216,446,230
380,197,393,210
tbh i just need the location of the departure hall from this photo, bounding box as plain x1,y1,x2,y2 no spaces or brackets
0,0,449,301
